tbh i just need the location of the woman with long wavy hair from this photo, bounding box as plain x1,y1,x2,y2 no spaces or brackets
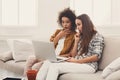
36,14,104,80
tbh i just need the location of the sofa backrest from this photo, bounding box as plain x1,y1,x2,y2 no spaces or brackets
99,36,120,70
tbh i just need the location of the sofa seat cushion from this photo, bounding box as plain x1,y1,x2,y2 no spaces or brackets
1,60,25,75
102,57,120,78
59,71,104,80
106,70,120,80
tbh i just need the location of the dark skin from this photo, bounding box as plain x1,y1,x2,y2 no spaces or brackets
53,17,73,57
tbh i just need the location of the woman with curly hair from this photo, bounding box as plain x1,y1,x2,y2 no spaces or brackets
24,8,76,76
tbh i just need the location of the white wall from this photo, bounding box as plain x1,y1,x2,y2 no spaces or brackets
0,0,69,39
34,0,70,41
0,0,38,39
1,0,120,39
97,0,120,36
70,0,120,36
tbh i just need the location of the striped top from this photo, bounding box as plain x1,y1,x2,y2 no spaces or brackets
75,32,104,71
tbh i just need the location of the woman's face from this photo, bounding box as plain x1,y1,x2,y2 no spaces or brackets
75,19,82,33
61,17,72,30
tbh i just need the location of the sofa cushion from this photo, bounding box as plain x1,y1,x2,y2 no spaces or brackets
11,40,34,62
99,37,120,70
0,40,11,53
0,40,13,62
106,70,120,80
102,57,120,78
0,51,12,62
59,71,104,80
4,60,25,75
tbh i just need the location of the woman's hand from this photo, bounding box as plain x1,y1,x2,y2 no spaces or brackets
66,57,78,63
66,57,84,63
57,29,71,39
74,32,80,43
53,29,71,45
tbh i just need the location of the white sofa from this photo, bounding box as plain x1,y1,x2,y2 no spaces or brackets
59,36,120,80
0,36,120,80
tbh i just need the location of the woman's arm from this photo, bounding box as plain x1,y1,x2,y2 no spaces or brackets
50,29,71,46
53,32,65,46
69,41,78,57
70,32,80,57
50,30,61,46
67,55,99,63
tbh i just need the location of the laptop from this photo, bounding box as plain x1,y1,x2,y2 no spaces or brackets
32,40,69,62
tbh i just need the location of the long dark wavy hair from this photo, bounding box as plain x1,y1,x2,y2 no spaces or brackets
76,14,97,55
58,8,76,31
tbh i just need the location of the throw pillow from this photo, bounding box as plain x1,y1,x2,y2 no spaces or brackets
12,40,34,62
0,40,11,53
0,51,13,62
102,57,120,79
0,40,12,62
106,70,120,80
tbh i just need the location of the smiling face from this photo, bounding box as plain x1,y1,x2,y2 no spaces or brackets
75,19,82,33
61,17,72,30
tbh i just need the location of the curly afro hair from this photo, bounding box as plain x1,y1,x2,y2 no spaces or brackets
58,8,76,31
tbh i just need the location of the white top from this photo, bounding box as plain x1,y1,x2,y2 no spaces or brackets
55,37,65,56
